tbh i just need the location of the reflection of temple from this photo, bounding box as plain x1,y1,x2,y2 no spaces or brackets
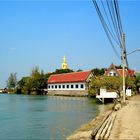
61,56,68,69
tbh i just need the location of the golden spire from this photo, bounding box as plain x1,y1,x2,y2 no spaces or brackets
61,55,68,69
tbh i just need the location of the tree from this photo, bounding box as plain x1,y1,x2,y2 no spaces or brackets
77,69,83,72
136,75,140,92
16,67,47,94
88,76,137,96
88,76,122,95
15,67,74,94
92,68,105,76
53,69,73,74
126,77,137,91
31,66,41,78
6,73,17,89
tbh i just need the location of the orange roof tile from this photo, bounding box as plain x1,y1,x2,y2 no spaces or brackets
117,69,135,77
48,70,91,84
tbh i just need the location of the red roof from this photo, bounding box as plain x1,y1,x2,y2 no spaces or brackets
117,69,128,77
117,69,135,77
128,70,135,77
48,70,91,84
104,63,135,77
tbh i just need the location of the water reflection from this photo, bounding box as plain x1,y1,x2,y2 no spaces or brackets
0,94,111,139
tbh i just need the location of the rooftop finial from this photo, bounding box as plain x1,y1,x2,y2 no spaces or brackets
61,55,68,69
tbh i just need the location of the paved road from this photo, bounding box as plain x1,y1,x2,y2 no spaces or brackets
109,94,140,140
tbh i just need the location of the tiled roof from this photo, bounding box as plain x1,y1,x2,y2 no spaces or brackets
104,63,119,76
104,63,135,77
117,69,135,77
117,69,128,77
128,70,135,77
48,70,91,84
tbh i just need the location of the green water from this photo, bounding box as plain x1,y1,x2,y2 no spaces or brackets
0,94,109,139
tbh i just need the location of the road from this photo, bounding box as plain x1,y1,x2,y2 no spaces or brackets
109,94,140,140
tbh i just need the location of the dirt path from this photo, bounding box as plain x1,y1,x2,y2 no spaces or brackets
109,94,140,140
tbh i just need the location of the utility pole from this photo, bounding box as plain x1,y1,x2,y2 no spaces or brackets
122,32,125,103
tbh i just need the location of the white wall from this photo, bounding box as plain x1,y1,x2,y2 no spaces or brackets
108,70,118,76
48,82,86,91
96,88,117,98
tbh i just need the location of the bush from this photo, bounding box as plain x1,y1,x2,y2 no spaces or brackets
88,76,136,96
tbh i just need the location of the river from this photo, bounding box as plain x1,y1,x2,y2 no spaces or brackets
0,94,110,139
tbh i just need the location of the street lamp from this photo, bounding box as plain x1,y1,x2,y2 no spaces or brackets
127,48,140,55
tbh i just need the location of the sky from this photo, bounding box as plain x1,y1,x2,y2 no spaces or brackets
0,0,140,88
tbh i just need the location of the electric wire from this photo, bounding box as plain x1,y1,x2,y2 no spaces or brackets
110,0,122,46
114,0,123,33
92,0,129,68
114,0,129,68
101,0,120,45
113,0,123,47
92,0,120,58
106,0,122,47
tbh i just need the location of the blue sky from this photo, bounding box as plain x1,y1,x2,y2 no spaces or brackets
0,0,140,88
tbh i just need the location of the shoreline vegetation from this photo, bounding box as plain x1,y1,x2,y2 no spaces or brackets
5,67,140,96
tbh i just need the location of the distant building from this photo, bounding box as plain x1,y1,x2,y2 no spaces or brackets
61,55,68,69
47,70,92,96
104,63,135,77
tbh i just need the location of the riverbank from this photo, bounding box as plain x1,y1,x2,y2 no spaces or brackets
67,103,113,140
108,94,140,139
67,94,140,140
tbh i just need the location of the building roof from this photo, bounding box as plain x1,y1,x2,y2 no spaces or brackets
117,69,135,77
104,63,135,77
104,63,119,76
48,70,91,84
128,70,135,77
117,69,128,77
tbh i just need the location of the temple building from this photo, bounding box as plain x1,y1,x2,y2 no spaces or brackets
61,55,68,69
47,70,92,96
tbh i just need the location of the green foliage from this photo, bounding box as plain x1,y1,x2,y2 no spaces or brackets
15,67,74,94
136,75,140,86
126,77,137,91
15,67,47,94
136,75,140,92
77,69,83,72
6,73,17,89
115,65,122,69
53,69,73,74
89,76,137,95
92,68,105,76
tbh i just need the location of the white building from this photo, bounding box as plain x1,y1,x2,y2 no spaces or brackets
96,88,118,103
47,70,92,96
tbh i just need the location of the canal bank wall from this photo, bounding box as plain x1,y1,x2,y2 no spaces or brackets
67,95,140,140
47,90,88,97
67,104,114,140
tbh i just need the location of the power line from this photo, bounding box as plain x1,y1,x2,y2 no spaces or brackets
92,0,120,58
106,0,122,47
92,0,129,68
113,0,129,68
114,0,123,33
101,0,120,45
